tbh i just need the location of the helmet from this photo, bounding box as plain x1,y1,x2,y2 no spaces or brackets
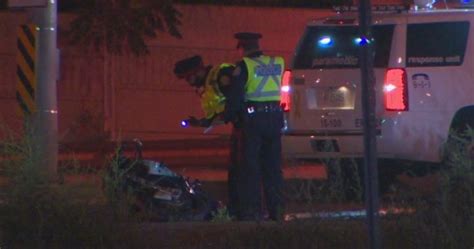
234,32,262,49
174,55,203,79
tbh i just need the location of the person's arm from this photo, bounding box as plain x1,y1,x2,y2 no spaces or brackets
216,65,235,98
187,64,235,127
186,116,212,127
192,65,235,127
224,61,247,124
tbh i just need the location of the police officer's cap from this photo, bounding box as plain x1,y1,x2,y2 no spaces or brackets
174,55,203,78
234,32,262,48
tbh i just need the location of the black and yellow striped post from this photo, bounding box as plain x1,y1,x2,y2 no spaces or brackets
16,24,38,119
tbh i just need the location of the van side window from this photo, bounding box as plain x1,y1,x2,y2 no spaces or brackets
292,25,394,69
406,21,469,67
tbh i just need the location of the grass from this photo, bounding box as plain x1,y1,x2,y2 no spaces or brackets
0,128,147,248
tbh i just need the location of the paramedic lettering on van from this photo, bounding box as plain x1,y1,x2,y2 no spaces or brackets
312,56,358,67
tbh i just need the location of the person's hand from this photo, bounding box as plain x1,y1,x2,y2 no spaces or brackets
200,118,211,127
187,116,200,127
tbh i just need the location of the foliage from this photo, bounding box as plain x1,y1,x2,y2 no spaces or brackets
211,206,233,222
438,127,474,228
57,0,352,10
68,0,182,56
382,128,474,249
0,0,361,12
443,125,474,168
0,126,149,248
176,0,352,8
285,140,364,205
101,143,144,217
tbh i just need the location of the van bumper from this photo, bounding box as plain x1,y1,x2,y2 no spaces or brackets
282,133,365,160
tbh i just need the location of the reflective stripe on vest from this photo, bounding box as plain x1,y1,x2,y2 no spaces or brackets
201,63,232,119
243,55,284,102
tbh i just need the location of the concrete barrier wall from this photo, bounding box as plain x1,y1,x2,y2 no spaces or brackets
0,5,333,142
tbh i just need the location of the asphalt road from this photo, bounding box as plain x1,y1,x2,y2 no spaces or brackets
58,138,328,181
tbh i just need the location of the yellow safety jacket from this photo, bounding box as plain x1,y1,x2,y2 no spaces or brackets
243,55,284,102
201,63,233,119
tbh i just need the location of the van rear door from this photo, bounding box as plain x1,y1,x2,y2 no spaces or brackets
285,24,395,136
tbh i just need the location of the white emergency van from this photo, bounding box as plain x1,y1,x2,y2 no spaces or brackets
281,3,474,164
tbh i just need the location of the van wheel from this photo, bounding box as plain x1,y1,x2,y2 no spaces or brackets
443,106,474,167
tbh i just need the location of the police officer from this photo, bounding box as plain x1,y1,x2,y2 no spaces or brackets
174,55,242,218
225,32,285,221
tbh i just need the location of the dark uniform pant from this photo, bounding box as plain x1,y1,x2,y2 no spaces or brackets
239,109,284,220
228,126,243,217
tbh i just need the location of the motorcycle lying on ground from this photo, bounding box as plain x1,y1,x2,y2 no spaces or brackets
104,139,218,222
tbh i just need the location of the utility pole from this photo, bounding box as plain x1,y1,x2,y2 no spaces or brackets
9,0,58,179
31,0,58,180
358,0,381,248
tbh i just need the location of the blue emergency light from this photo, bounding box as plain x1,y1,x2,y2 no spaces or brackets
457,0,474,8
180,120,189,128
318,36,333,48
354,37,363,45
354,37,370,46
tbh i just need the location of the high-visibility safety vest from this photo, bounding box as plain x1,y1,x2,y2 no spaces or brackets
243,55,284,102
201,63,233,119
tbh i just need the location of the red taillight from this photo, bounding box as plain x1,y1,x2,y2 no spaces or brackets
280,70,291,112
383,68,408,111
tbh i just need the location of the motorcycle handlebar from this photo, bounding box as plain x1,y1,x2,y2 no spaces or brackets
133,138,143,160
118,139,143,160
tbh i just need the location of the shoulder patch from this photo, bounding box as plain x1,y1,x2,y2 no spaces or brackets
232,66,241,76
